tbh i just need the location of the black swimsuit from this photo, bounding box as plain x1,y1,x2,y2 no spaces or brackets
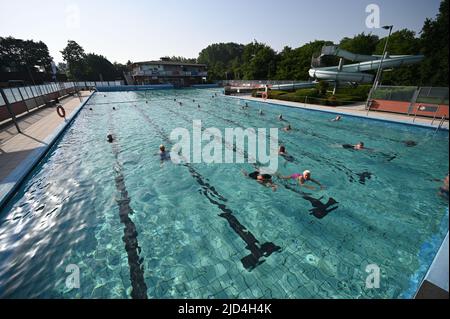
249,172,272,180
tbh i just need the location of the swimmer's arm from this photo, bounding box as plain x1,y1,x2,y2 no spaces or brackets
275,173,291,180
310,178,325,190
300,183,316,191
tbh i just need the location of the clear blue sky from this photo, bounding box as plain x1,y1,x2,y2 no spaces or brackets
0,0,442,64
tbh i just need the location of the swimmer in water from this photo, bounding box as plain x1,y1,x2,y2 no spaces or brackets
439,173,449,199
198,104,201,108
342,142,365,150
113,107,116,110
278,170,324,190
107,134,113,143
278,114,284,121
242,170,277,191
157,144,171,164
331,115,342,122
279,145,294,163
179,102,183,106
259,109,264,116
283,124,292,132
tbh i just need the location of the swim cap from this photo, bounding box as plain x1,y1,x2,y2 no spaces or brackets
303,170,311,176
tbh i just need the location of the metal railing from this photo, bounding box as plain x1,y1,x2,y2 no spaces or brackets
366,86,449,123
0,81,123,132
132,70,207,77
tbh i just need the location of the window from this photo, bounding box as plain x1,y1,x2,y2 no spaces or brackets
19,87,29,100
4,89,16,103
11,88,22,101
26,86,33,98
31,86,39,97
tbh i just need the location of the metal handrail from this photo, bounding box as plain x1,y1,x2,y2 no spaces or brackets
431,105,441,125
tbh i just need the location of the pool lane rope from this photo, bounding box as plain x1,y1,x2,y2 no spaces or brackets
108,113,148,299
134,105,281,271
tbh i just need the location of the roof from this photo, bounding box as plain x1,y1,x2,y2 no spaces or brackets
132,61,207,67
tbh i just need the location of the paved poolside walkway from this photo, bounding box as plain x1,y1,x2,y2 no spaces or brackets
232,95,449,130
0,91,91,184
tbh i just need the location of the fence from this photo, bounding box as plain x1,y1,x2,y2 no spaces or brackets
369,86,449,119
219,80,310,87
0,80,124,127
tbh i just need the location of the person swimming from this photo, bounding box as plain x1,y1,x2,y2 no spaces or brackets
278,170,324,190
343,142,365,150
198,104,201,108
403,140,418,147
158,144,171,161
259,109,264,115
113,107,116,110
279,145,294,162
107,134,114,143
331,115,342,122
278,114,284,121
439,173,449,199
283,124,292,132
242,170,277,191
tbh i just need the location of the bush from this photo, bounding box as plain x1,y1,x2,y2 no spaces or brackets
317,81,330,95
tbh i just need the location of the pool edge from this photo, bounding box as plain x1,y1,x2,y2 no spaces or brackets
228,95,449,131
0,92,95,210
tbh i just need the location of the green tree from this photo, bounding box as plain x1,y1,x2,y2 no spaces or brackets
198,42,245,80
0,36,52,73
419,0,448,86
84,53,118,81
374,29,421,85
275,41,333,80
61,40,86,80
241,41,277,80
339,33,379,55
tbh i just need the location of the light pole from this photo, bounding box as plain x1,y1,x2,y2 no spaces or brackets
366,25,394,115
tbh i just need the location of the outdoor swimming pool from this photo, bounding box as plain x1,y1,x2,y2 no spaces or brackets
0,89,448,298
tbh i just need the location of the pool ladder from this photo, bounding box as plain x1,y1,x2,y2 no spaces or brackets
434,115,447,135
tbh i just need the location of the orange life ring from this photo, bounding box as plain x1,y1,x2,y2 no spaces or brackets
56,105,66,118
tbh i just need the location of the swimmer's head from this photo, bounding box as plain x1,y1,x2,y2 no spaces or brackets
279,145,286,153
107,134,113,143
303,170,311,180
159,145,165,152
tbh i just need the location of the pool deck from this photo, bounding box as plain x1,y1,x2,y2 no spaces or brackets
230,95,449,130
0,91,93,208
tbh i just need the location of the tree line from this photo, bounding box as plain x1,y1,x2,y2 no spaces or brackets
198,0,448,87
0,0,447,86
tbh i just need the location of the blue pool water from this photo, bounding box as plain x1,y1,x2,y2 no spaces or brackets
0,89,448,298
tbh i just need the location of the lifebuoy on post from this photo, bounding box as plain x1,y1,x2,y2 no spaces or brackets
56,105,66,118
